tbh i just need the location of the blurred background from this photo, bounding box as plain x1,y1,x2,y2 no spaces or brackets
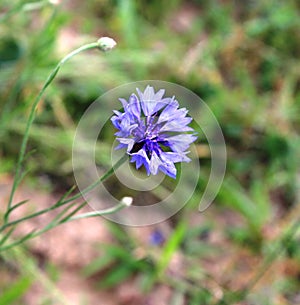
0,0,300,304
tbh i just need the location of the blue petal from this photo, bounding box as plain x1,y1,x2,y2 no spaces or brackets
149,230,165,246
153,97,171,113
117,137,136,152
113,110,122,116
111,115,121,129
118,98,128,109
164,134,197,152
149,151,162,175
159,162,177,179
127,94,141,119
159,117,193,132
159,107,189,123
149,150,177,178
160,151,191,163
157,97,179,123
137,86,165,116
130,149,151,174
157,153,177,178
115,142,128,150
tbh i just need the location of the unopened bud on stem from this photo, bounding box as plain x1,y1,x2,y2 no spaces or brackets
121,196,133,207
97,37,117,52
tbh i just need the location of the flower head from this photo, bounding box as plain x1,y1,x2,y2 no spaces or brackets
111,86,197,179
149,229,165,246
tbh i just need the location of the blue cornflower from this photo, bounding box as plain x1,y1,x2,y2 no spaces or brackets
149,229,165,246
111,86,197,179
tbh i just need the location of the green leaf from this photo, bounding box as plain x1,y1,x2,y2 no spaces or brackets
98,264,134,288
0,276,32,305
82,254,115,277
218,177,263,232
157,221,186,276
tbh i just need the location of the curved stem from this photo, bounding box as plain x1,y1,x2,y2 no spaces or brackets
65,201,129,222
5,41,102,223
1,154,127,232
0,199,129,252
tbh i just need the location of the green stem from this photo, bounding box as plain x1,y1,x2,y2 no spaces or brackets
5,41,101,224
59,154,128,205
1,154,127,233
68,201,128,221
0,200,129,252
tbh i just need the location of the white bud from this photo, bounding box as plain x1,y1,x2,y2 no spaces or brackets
97,37,117,52
49,0,60,4
121,196,133,207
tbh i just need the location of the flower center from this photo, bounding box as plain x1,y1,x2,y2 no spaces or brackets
130,114,170,159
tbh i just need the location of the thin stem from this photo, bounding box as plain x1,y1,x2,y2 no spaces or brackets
1,154,127,232
59,154,128,205
5,41,101,223
0,200,129,252
68,201,127,221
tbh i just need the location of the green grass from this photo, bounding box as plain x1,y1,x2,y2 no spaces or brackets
1,0,300,304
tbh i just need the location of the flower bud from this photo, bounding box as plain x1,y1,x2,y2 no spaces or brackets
121,196,133,207
97,37,117,52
